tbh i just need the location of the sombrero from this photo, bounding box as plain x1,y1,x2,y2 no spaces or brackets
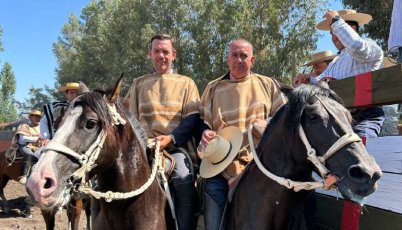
29,109,42,116
58,82,80,92
199,126,243,179
303,50,337,66
317,9,372,31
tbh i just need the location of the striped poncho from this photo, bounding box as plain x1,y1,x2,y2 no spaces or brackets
124,73,200,139
200,73,287,178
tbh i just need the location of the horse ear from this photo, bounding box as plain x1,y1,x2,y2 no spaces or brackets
317,79,330,89
78,81,90,94
109,73,124,103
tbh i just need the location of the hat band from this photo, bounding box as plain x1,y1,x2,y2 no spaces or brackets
211,142,233,165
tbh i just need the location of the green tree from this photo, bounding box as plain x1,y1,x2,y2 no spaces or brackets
341,0,393,49
16,86,55,117
0,62,17,122
54,0,328,92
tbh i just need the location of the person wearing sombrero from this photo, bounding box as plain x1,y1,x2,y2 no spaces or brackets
297,9,385,138
199,39,287,230
14,109,42,183
40,81,89,146
293,50,337,86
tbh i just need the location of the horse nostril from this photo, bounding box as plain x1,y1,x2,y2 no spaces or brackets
348,165,370,183
43,178,53,189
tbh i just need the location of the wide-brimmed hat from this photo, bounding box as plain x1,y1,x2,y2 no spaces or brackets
29,109,42,116
199,126,243,178
58,82,80,92
303,50,337,66
317,9,372,31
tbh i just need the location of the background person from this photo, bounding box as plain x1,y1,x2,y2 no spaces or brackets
293,50,337,86
295,9,385,138
15,109,42,183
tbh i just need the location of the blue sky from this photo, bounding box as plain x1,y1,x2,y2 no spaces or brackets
0,0,90,102
0,0,341,103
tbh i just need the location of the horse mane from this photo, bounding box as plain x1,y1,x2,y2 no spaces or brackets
284,84,344,141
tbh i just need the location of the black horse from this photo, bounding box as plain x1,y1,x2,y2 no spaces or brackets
26,77,166,229
226,84,382,229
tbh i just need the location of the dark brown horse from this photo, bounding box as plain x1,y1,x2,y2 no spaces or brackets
227,84,382,229
0,150,32,216
26,77,166,229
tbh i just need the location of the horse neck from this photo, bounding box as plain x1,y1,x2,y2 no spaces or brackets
259,114,312,181
96,133,152,192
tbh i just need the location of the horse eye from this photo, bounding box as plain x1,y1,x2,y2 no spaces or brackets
307,114,319,121
85,119,98,129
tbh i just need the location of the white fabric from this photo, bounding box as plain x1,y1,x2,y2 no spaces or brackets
311,19,383,84
389,0,402,49
18,135,39,145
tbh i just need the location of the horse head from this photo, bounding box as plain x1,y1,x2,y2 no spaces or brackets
26,76,144,210
283,84,381,202
257,84,382,201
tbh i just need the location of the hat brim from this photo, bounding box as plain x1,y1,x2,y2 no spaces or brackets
200,126,243,178
303,54,337,66
29,112,42,116
58,85,80,92
316,13,372,31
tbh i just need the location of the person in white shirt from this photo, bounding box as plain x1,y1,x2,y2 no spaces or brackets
295,9,385,137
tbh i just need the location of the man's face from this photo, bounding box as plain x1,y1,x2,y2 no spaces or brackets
148,39,176,74
312,61,329,76
64,89,78,102
29,115,41,126
331,31,345,51
227,41,255,80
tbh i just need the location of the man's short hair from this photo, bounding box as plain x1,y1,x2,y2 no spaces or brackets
345,20,360,33
149,34,175,50
228,38,254,55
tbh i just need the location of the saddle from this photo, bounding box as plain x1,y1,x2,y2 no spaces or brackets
5,143,22,164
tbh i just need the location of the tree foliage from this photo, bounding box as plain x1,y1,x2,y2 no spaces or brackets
54,0,328,92
341,0,393,49
16,86,56,117
0,62,17,122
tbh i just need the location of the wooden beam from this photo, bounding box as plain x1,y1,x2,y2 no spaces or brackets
329,64,402,109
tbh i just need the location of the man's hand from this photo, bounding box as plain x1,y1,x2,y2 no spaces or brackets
252,118,268,139
198,129,217,160
324,10,339,21
42,139,50,146
155,135,173,150
293,73,310,86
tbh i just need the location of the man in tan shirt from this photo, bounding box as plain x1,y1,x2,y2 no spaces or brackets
124,34,199,230
199,39,287,230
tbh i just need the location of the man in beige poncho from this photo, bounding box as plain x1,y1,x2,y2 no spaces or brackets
198,39,287,230
124,34,199,230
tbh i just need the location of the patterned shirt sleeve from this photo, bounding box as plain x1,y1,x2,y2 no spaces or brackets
332,19,382,63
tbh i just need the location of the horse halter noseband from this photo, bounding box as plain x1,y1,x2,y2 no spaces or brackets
42,96,162,202
249,95,362,192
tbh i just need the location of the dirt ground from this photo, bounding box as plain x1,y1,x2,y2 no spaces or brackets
0,180,87,230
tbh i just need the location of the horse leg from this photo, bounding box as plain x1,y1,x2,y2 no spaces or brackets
83,198,91,230
41,209,56,230
67,198,83,230
0,176,10,213
23,196,33,218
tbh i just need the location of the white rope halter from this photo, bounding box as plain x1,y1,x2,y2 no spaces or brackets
248,95,362,192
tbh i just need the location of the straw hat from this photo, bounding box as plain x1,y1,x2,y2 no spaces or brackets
317,9,372,31
303,50,337,66
29,109,42,116
199,126,243,179
58,82,80,92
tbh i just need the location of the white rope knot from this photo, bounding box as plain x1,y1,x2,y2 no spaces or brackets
105,191,114,202
107,103,126,126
